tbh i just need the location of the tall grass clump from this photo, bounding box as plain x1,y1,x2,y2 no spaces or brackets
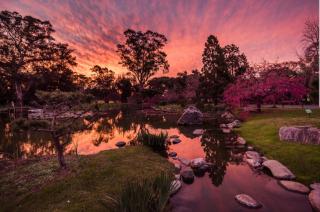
102,172,172,212
136,129,168,152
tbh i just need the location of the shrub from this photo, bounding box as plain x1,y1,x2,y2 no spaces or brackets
11,118,50,131
136,130,168,152
102,172,172,212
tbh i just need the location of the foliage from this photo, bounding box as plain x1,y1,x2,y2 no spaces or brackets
35,90,94,105
136,129,168,152
115,75,133,103
117,29,169,88
0,146,173,211
223,44,249,80
238,108,320,184
11,118,50,131
104,172,172,212
224,65,307,112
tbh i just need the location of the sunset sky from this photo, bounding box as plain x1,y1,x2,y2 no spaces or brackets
0,0,318,76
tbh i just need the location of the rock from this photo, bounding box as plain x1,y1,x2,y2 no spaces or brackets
178,157,191,166
115,141,126,148
235,194,262,208
177,106,203,125
309,189,320,212
279,126,320,145
236,137,246,145
190,158,206,169
222,128,232,134
170,180,182,196
181,168,194,184
175,174,181,180
232,120,241,128
171,138,181,144
174,163,181,173
193,129,205,136
262,160,295,180
279,180,310,194
168,152,177,157
261,156,268,162
170,135,179,139
245,151,261,162
311,183,320,190
246,158,261,168
247,146,254,151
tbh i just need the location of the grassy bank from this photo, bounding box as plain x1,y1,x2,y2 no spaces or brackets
0,146,173,211
238,108,320,185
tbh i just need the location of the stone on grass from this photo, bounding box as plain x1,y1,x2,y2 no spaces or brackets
172,138,181,144
309,189,320,212
246,158,261,168
170,180,182,196
115,141,126,148
235,194,262,208
279,180,310,194
245,151,261,162
262,160,295,180
247,146,254,151
222,128,232,134
174,163,181,173
177,106,203,125
190,158,206,169
310,183,320,191
279,126,320,145
181,168,194,184
178,157,191,166
168,152,177,157
193,129,205,136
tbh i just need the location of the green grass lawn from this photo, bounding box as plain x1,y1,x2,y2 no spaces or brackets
238,108,320,185
0,146,173,211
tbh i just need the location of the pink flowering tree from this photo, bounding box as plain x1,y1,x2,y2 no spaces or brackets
223,66,307,112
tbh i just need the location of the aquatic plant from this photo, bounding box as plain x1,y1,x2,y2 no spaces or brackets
102,172,172,212
136,129,168,152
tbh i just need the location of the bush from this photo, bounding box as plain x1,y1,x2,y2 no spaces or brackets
11,118,50,131
102,172,172,212
136,130,168,152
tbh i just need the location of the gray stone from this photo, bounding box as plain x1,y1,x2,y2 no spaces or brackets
311,183,320,191
174,174,181,180
172,138,181,144
247,146,254,151
170,180,182,196
115,141,126,148
190,158,206,169
279,180,310,194
193,129,205,136
235,194,262,208
168,152,177,157
178,157,191,166
177,106,203,125
246,158,261,168
262,160,295,180
181,168,194,184
222,128,232,134
221,111,236,122
309,189,320,212
279,126,320,145
245,151,261,161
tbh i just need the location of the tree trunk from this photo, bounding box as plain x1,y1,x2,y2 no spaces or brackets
53,136,67,168
15,81,23,117
256,102,262,113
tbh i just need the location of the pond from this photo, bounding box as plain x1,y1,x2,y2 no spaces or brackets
0,108,312,211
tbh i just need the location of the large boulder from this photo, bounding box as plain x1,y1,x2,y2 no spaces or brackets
279,126,320,145
235,194,262,208
262,160,295,180
177,106,203,125
181,168,194,184
190,158,206,169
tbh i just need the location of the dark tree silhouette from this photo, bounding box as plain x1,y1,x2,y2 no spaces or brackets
115,75,133,103
197,35,230,104
223,44,249,79
0,11,57,109
117,29,169,89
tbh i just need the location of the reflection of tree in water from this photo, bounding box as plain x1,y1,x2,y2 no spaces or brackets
201,130,238,186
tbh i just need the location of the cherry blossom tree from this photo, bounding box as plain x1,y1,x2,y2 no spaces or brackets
223,66,307,112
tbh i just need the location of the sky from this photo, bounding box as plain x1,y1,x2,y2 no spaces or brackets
0,0,318,76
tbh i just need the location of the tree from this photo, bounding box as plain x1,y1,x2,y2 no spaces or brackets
224,66,307,112
117,29,169,89
0,11,57,108
223,44,249,80
115,75,133,103
197,35,230,103
89,65,116,101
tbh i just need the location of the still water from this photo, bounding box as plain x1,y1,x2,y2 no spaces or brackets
0,109,312,211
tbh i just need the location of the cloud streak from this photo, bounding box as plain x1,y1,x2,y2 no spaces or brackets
0,0,318,76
